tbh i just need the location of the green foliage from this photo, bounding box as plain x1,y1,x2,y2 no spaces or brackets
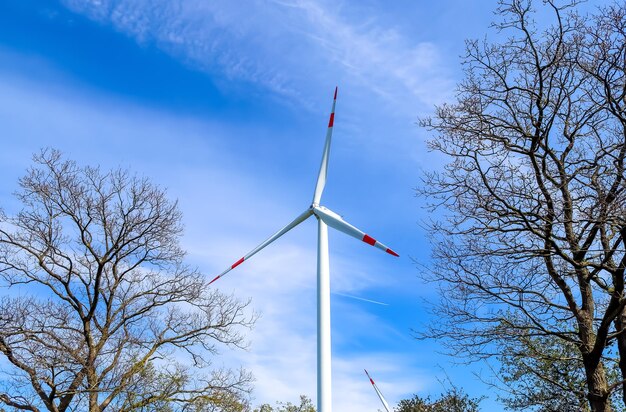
105,360,250,412
497,330,625,412
253,395,315,412
395,387,482,412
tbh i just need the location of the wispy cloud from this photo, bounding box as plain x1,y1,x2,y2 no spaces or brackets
270,0,451,105
60,0,452,111
333,291,389,306
0,65,432,410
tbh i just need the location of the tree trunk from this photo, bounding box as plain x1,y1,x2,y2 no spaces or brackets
615,310,626,408
583,356,612,412
87,364,100,412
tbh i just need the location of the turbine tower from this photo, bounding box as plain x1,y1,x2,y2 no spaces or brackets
210,88,398,412
365,369,392,412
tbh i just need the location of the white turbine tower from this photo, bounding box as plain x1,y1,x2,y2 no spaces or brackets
210,88,399,412
364,369,392,412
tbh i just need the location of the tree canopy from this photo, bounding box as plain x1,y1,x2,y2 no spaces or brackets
419,0,626,410
0,149,254,411
394,387,482,412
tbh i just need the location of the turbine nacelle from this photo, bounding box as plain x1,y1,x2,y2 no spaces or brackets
209,202,397,285
210,88,398,286
312,205,399,257
209,88,398,412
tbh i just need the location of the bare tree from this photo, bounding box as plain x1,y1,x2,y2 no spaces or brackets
418,1,626,411
579,3,626,407
0,149,254,412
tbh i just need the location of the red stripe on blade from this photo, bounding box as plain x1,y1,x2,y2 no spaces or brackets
328,113,335,127
370,378,375,385
362,234,376,246
386,248,399,257
231,257,245,269
209,275,221,285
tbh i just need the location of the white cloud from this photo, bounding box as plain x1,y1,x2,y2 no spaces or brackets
55,0,452,214
0,68,433,410
59,0,453,112
272,0,451,105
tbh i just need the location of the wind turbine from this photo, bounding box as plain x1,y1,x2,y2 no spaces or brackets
365,369,392,412
210,88,399,412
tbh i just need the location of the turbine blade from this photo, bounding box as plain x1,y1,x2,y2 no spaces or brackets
312,87,338,205
209,208,313,284
364,369,392,412
313,206,399,257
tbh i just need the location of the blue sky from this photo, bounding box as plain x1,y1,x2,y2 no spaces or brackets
0,0,581,410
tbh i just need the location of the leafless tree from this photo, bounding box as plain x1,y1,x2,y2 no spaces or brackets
0,149,254,412
418,1,626,411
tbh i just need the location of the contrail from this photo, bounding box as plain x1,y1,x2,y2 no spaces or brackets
210,88,398,412
333,292,389,306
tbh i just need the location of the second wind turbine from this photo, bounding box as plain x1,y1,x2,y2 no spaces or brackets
210,88,399,412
